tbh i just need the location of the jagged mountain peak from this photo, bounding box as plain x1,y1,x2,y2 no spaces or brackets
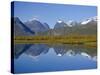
91,16,97,21
66,20,78,27
81,16,97,25
25,18,50,33
54,19,68,29
13,16,19,19
13,17,21,22
57,20,63,23
28,17,39,22
13,17,35,36
54,19,78,29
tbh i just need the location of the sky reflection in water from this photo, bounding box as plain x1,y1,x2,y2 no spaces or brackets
14,44,97,73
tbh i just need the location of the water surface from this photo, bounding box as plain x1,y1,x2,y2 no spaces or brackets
14,44,97,73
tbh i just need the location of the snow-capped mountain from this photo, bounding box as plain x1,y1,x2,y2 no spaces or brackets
57,20,63,23
54,19,79,29
53,16,97,35
80,16,97,25
66,20,78,27
25,18,50,33
13,17,35,36
54,20,68,29
92,16,97,21
54,16,97,29
13,16,97,36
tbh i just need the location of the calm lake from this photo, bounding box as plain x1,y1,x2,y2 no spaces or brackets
14,44,97,73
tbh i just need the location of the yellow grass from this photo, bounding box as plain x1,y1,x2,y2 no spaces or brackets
14,35,97,47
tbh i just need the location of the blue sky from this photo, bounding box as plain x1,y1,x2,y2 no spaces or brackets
13,1,97,28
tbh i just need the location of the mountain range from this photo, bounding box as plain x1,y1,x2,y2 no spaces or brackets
12,16,97,36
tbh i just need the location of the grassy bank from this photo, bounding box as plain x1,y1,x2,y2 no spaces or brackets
14,35,97,47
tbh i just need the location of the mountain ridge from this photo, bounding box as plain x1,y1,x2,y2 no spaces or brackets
13,16,97,36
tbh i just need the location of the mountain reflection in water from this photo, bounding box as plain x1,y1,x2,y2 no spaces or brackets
14,44,97,61
13,44,97,73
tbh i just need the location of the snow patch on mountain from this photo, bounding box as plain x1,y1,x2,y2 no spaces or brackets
81,16,97,25
57,19,63,23
81,19,91,25
67,20,77,27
